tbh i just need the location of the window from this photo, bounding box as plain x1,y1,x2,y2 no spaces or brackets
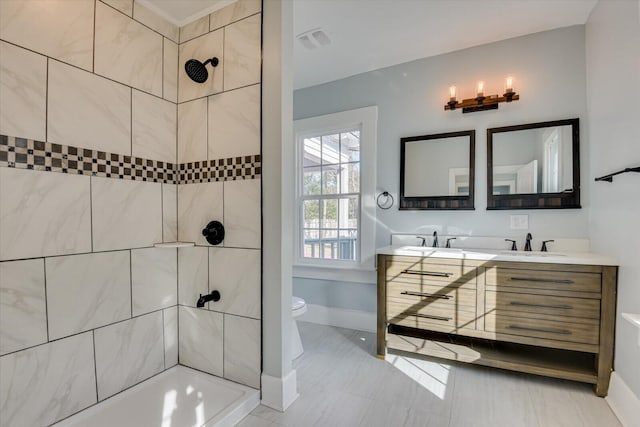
293,106,377,273
301,130,360,261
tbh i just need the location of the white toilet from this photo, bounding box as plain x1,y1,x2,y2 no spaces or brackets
291,296,307,360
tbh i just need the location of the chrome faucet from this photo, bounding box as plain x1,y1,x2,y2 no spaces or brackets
524,233,533,251
416,236,427,247
446,237,456,248
432,231,439,248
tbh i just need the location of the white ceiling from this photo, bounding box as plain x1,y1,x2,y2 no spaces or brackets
293,0,598,89
132,0,598,88
137,0,234,26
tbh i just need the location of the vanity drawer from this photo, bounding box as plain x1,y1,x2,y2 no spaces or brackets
484,313,599,346
485,291,601,320
388,302,477,332
386,260,476,287
485,267,601,295
387,273,476,290
387,282,476,311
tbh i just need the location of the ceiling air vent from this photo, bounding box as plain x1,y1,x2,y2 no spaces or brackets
296,28,331,50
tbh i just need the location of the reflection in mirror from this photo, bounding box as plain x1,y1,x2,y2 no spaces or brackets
487,118,580,210
492,125,573,195
404,136,470,197
400,130,475,210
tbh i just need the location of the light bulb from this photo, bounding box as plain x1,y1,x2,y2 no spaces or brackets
505,76,514,93
449,85,457,101
477,81,485,96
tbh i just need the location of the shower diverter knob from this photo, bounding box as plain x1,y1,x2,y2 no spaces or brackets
202,221,225,245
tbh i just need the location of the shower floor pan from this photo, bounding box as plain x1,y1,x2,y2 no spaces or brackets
53,365,259,427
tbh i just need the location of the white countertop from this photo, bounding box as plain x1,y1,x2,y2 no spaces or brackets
622,313,640,347
376,245,618,266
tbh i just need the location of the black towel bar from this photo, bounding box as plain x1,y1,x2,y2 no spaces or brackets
594,166,640,182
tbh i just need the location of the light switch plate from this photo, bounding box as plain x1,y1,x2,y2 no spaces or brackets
510,214,529,230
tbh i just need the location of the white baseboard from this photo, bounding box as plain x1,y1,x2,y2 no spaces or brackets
299,304,376,333
209,389,259,427
261,369,299,412
606,372,640,427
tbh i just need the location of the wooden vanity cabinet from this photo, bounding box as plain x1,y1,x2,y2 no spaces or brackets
377,254,618,397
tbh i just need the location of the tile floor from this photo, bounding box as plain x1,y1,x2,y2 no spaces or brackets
239,322,621,427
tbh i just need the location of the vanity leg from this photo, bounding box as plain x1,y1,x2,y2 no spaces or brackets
595,266,618,397
595,371,611,397
377,255,387,359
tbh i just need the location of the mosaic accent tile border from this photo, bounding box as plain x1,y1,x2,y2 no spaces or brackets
178,156,261,184
0,135,261,184
0,135,177,183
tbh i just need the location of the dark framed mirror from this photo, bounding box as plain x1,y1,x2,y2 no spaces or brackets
400,130,475,210
487,118,580,209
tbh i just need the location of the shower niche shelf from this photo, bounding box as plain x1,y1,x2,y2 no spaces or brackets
154,242,195,248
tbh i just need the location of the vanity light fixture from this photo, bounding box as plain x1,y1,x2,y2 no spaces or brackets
445,76,519,113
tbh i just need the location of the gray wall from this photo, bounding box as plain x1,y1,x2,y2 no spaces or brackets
293,26,589,313
586,0,640,398
294,278,377,312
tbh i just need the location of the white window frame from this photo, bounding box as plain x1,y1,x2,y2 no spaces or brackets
293,106,377,279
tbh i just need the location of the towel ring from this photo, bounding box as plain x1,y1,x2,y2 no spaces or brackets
376,191,394,210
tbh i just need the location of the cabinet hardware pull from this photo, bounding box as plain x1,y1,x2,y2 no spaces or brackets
402,269,452,277
507,325,571,335
509,277,574,284
401,291,452,299
410,313,452,321
509,301,573,310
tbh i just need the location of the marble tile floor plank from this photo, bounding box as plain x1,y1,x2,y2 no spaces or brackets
246,322,620,427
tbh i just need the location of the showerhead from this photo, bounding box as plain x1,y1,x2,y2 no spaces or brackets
185,57,219,83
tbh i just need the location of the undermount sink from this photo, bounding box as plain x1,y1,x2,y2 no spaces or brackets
400,246,463,253
499,251,566,257
396,246,568,258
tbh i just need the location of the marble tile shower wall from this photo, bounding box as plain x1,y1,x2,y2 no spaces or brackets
0,1,180,426
175,0,262,391
0,1,263,425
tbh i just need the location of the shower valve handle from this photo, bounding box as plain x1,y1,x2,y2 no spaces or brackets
202,220,225,245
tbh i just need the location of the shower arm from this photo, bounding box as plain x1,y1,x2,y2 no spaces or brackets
203,57,219,67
